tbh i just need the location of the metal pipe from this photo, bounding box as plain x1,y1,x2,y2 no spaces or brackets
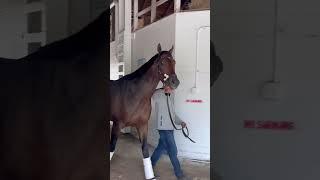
272,0,280,82
194,26,210,89
174,0,181,13
133,0,138,31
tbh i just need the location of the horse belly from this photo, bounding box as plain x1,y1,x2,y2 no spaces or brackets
124,102,151,128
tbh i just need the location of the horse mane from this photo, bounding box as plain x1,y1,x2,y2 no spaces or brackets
121,49,175,80
24,10,108,61
122,53,159,80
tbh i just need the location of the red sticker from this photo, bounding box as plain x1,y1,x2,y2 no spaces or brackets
244,120,255,128
186,99,203,103
244,120,294,130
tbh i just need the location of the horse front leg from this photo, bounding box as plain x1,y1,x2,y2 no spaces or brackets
137,124,156,180
110,121,120,161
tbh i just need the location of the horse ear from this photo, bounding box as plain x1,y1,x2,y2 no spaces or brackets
169,45,174,54
157,43,162,53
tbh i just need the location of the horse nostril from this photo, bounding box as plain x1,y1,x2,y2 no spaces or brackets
170,74,180,87
173,78,180,87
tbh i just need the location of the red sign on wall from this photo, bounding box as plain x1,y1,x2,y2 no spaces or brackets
186,99,203,103
244,120,294,130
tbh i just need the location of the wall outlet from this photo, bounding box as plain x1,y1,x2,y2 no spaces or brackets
261,81,281,100
191,87,200,94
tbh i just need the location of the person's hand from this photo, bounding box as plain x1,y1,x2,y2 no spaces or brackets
181,122,187,128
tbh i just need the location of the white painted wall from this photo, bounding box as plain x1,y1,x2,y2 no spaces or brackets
213,0,320,180
120,0,132,76
110,39,120,80
132,14,176,71
0,0,25,58
45,0,69,44
110,0,131,84
1,0,104,58
174,11,210,160
68,0,91,35
0,0,69,57
91,0,106,19
110,41,117,64
56,0,104,37
132,11,210,160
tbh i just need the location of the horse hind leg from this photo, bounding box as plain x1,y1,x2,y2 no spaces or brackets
137,125,156,180
110,121,120,161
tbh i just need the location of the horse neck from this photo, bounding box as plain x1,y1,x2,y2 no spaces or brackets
135,64,160,98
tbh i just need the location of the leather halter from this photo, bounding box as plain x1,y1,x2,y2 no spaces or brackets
166,94,196,143
157,53,171,85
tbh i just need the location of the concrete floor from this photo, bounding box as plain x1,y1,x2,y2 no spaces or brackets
110,134,210,180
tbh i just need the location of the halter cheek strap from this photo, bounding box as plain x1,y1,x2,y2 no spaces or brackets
157,53,171,85
157,61,170,83
159,69,170,84
163,73,169,81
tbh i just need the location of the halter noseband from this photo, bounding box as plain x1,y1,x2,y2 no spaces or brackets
157,53,170,84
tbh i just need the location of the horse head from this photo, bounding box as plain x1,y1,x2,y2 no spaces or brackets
156,43,180,90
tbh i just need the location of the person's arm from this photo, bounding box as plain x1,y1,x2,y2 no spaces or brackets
174,114,183,125
151,93,156,105
151,90,159,103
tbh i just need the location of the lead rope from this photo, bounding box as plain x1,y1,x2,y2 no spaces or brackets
166,95,196,143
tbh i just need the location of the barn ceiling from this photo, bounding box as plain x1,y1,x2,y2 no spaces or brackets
138,0,173,20
130,0,209,30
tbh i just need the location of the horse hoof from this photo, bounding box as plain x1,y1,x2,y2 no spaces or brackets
146,177,158,180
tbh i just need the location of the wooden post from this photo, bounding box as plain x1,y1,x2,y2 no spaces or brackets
174,0,181,13
133,0,138,31
151,0,156,23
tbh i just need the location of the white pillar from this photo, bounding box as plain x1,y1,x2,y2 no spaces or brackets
174,0,181,13
124,0,132,76
133,0,138,31
151,0,157,23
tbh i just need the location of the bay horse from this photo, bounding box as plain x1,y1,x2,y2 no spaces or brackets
0,11,107,180
110,44,180,179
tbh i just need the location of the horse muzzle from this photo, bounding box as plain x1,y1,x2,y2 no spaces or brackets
166,74,180,90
